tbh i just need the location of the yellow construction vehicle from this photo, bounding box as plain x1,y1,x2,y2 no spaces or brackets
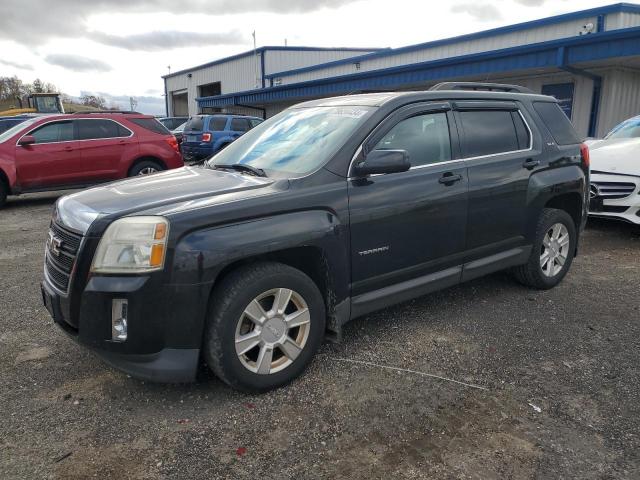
0,93,65,117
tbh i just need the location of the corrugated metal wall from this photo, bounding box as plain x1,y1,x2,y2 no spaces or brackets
277,17,601,85
606,11,640,29
598,68,640,136
165,49,377,116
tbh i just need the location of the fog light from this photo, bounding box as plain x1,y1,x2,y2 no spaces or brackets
112,299,128,342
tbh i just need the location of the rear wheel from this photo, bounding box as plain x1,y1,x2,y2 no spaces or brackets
204,262,326,393
513,208,577,289
128,160,164,177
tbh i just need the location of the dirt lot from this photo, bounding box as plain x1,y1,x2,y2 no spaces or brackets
1,192,639,480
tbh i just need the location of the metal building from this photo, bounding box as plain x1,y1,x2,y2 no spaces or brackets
163,46,380,117
166,3,640,138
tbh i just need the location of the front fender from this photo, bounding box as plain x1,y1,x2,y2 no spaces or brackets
170,209,348,295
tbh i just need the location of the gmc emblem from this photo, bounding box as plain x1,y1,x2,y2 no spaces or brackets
47,231,63,256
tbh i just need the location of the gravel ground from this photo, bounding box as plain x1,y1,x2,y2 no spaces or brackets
1,192,639,479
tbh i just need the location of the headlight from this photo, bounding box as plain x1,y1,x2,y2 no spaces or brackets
91,217,169,274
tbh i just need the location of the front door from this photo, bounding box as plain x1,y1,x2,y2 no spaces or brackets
348,104,468,303
15,119,80,190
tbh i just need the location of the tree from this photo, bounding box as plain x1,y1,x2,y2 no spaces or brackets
80,94,107,109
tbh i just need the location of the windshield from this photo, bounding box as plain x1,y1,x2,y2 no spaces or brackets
0,117,39,143
206,105,374,177
605,117,640,140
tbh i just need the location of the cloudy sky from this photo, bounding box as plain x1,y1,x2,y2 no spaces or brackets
0,0,619,114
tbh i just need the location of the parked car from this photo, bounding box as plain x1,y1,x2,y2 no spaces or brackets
0,112,183,207
588,114,640,224
181,114,263,162
171,121,186,145
158,116,188,130
41,84,589,392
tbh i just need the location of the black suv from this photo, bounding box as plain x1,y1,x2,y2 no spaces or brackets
41,83,589,392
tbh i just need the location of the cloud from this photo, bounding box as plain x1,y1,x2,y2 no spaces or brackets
0,58,33,71
450,3,503,22
45,54,113,72
90,30,245,51
0,0,359,46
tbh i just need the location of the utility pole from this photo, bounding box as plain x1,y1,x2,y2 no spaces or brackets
252,31,260,89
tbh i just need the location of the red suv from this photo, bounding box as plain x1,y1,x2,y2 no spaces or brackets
0,112,183,207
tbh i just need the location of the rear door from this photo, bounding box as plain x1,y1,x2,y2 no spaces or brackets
454,102,540,262
348,103,468,303
229,117,251,140
15,119,79,189
76,119,136,181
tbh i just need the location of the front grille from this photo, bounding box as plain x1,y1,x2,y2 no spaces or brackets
44,221,83,293
592,181,637,199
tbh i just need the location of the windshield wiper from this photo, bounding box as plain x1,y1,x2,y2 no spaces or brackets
213,163,267,177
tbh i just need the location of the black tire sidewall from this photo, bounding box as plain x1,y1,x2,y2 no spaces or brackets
207,265,326,392
129,160,163,177
532,210,577,288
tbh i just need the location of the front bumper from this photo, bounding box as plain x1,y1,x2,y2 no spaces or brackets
589,172,640,225
41,273,210,383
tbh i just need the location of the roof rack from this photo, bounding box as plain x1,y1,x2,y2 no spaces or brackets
429,82,534,94
69,110,143,115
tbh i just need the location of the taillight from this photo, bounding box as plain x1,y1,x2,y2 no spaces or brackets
165,135,179,153
201,133,212,142
580,143,590,168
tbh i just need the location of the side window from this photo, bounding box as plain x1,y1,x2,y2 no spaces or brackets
230,118,251,133
77,119,129,140
29,121,74,144
532,102,581,145
373,112,451,167
209,117,227,131
458,110,520,157
249,119,263,128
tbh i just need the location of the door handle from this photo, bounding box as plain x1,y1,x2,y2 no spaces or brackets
438,173,462,185
64,146,74,152
522,158,540,170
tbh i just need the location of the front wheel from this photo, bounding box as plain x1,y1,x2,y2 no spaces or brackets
513,208,577,289
0,181,7,208
204,262,326,393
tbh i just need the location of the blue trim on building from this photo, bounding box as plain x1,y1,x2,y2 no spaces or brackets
264,3,640,80
196,26,640,109
162,46,383,79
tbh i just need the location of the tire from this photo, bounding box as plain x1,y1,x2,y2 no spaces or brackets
128,160,164,177
0,180,7,208
204,262,326,393
513,208,577,289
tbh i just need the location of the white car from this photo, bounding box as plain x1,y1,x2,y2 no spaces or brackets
588,115,640,225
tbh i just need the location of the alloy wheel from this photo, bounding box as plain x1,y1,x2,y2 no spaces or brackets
540,223,570,277
234,288,311,375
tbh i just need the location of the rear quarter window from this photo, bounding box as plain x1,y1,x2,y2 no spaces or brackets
129,118,170,135
533,102,581,145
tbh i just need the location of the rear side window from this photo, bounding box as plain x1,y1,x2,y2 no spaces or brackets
458,110,520,157
128,118,169,135
77,119,130,140
230,118,251,133
374,112,451,167
29,121,74,144
533,102,580,145
249,119,263,128
209,117,227,131
512,112,531,150
185,116,204,131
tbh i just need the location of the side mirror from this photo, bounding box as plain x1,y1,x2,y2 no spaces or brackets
352,149,410,176
18,135,36,146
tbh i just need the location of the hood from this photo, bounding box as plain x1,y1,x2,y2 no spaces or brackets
588,138,640,177
56,166,277,233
